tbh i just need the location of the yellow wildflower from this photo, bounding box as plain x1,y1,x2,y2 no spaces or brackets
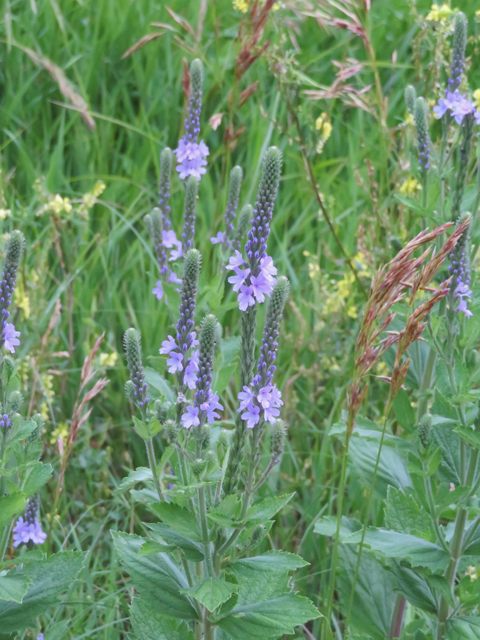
0,209,11,220
399,177,422,196
233,0,249,12
473,89,480,109
346,304,358,319
14,284,31,320
41,374,55,402
405,112,414,125
315,113,332,154
426,4,452,22
40,401,49,421
308,261,321,280
99,352,118,367
38,194,72,217
352,251,372,279
78,180,106,220
50,422,69,446
466,566,478,581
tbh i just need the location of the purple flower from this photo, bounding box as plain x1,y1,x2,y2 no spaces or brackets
174,140,209,180
211,232,226,245
259,255,277,283
162,230,178,248
167,351,183,373
238,386,255,412
257,384,274,409
169,240,183,262
200,391,224,423
226,250,246,271
181,405,200,429
4,323,20,354
37,635,44,640
238,285,255,311
264,405,281,423
152,281,164,301
13,516,47,547
0,413,11,430
433,90,476,124
160,335,177,355
228,267,250,293
184,350,199,390
250,273,272,303
241,402,260,429
169,271,182,285
475,111,480,126
456,297,473,318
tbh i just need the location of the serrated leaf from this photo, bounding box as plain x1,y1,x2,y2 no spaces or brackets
150,502,201,541
0,552,85,632
447,616,480,639
132,416,160,440
114,467,152,495
130,596,194,640
384,487,434,540
0,493,27,528
344,528,449,572
0,574,32,604
453,426,480,450
22,463,53,498
337,545,395,640
231,551,309,573
208,494,240,527
245,493,294,525
217,594,321,639
6,419,36,444
139,541,176,556
111,531,196,620
148,523,204,562
182,578,238,611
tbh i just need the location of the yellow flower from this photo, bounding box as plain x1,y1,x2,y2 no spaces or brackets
38,194,72,217
473,89,480,109
50,422,69,446
41,374,55,402
399,177,422,196
426,4,452,22
466,566,478,581
315,113,332,154
352,251,372,279
233,0,249,12
99,352,118,367
40,401,49,421
14,287,31,320
0,208,11,220
78,180,106,220
405,112,414,125
346,304,358,319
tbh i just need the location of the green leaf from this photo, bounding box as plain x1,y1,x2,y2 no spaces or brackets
230,551,309,574
132,416,161,440
148,523,204,562
0,574,32,604
344,528,449,572
6,419,37,445
139,541,176,556
130,596,194,640
0,552,85,632
150,502,201,541
208,495,241,527
314,516,361,540
111,531,196,620
182,578,238,611
0,493,27,528
393,389,415,432
114,467,152,495
387,563,437,614
22,463,53,498
245,493,295,525
337,545,395,640
384,487,434,540
447,617,480,639
217,594,321,639
453,426,480,451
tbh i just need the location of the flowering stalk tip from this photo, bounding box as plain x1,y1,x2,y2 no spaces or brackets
123,328,149,407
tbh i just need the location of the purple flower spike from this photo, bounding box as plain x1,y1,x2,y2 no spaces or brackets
4,323,20,353
13,496,47,547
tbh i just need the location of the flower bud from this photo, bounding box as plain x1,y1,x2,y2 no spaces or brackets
123,329,149,408
414,97,430,175
165,419,179,444
418,414,432,448
271,419,287,456
154,400,172,424
223,166,243,249
233,204,252,252
8,390,23,415
449,12,467,91
404,85,416,115
182,176,199,252
159,147,173,229
191,457,207,477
